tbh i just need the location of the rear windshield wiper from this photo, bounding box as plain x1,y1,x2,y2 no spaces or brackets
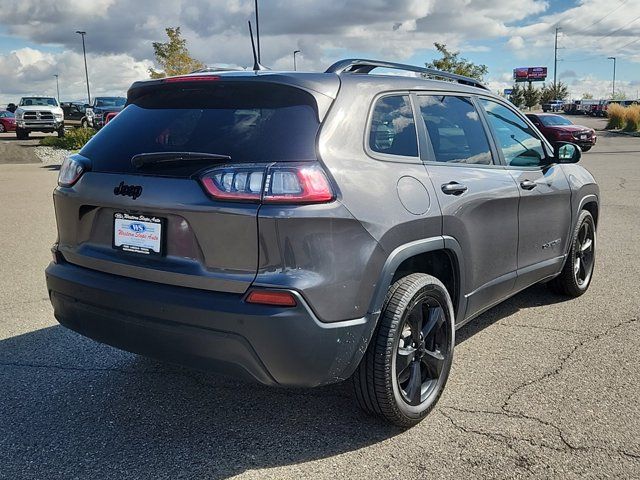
131,151,231,169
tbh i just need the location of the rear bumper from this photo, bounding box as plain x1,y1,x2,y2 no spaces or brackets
45,261,374,387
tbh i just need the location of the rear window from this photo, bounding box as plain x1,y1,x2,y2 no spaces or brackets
81,83,320,174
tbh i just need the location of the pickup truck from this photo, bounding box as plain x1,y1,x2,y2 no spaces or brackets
85,97,126,129
61,102,88,128
542,99,564,112
14,96,64,139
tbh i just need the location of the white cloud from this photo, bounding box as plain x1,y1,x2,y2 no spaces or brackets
0,48,152,105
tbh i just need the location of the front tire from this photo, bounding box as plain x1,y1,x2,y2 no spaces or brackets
57,127,65,138
352,273,455,427
581,146,592,152
0,123,5,133
548,210,596,297
16,128,29,139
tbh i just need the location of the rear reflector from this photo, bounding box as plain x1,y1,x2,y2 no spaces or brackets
246,290,297,307
200,162,334,204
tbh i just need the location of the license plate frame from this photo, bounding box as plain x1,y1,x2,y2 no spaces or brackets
113,212,165,256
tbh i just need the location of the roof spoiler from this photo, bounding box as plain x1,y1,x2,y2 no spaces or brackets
325,58,488,90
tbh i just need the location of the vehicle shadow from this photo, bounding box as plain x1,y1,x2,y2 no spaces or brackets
456,283,569,344
0,283,567,478
0,325,399,479
40,164,61,171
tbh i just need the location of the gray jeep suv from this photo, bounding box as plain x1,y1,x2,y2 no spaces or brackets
46,59,599,427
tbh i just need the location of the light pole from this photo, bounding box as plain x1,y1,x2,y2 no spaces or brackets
53,74,60,103
76,31,91,104
608,57,616,99
293,50,301,71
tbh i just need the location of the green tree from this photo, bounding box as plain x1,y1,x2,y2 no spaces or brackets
149,27,205,78
509,83,525,108
540,82,570,104
426,43,489,82
611,91,628,101
523,82,541,110
582,92,594,99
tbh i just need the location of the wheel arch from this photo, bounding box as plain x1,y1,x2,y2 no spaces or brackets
368,236,466,324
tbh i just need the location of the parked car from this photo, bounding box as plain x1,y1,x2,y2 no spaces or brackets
61,102,88,128
14,96,64,139
0,110,16,133
526,113,597,152
85,96,126,129
542,99,564,112
46,60,599,427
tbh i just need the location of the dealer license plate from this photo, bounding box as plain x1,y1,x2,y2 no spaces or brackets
113,213,164,256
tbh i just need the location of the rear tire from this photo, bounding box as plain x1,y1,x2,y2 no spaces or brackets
548,210,596,297
581,146,591,152
352,273,455,427
0,123,5,133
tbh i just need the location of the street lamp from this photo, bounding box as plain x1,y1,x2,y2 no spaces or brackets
293,50,301,71
607,56,616,99
76,31,91,104
53,74,60,103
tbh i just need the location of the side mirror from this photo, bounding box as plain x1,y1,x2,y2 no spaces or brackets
554,142,581,164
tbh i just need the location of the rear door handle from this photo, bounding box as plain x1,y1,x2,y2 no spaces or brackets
441,182,468,195
520,180,537,190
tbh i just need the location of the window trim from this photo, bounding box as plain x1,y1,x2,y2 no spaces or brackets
413,91,503,169
364,91,422,164
475,95,555,171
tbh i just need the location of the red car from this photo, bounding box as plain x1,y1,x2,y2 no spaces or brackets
526,113,596,152
0,110,16,133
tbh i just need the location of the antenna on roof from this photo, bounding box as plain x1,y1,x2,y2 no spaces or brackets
248,21,268,71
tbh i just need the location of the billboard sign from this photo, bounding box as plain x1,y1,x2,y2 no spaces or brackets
513,67,547,82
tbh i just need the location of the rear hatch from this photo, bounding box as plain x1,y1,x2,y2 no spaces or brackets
54,77,333,293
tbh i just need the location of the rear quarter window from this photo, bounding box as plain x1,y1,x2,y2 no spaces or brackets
368,95,418,158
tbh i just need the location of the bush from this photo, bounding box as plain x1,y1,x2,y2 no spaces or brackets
623,105,640,132
39,127,96,150
606,103,626,130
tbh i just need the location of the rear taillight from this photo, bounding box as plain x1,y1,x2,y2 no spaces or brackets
200,163,334,204
58,154,89,187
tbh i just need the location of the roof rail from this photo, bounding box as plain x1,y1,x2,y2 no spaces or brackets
325,58,488,90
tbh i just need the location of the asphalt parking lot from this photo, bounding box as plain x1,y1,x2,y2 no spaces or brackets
0,116,638,479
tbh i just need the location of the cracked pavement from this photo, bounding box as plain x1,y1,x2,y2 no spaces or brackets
1,120,639,479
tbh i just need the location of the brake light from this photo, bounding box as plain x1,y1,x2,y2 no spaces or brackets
199,163,334,204
163,75,220,83
58,154,89,187
246,290,297,307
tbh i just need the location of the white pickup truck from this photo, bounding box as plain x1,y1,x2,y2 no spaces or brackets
14,96,64,139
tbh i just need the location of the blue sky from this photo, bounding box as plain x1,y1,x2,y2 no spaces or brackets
0,0,638,104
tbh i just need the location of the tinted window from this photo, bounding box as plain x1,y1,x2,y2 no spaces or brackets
480,99,546,167
369,95,418,157
95,97,126,108
539,115,572,127
19,97,58,107
81,83,320,175
418,96,493,165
